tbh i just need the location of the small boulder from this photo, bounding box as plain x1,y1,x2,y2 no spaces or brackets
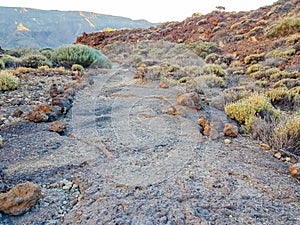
223,123,238,138
289,163,300,179
159,80,169,89
177,92,201,110
13,108,23,117
50,121,67,134
0,182,41,216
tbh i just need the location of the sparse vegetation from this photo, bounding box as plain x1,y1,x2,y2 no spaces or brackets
266,18,300,37
0,70,19,91
51,44,112,68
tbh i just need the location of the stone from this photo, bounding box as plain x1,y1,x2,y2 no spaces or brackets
289,163,300,179
260,143,270,151
223,123,238,138
159,80,169,89
224,139,231,144
274,152,281,159
25,105,51,123
50,121,67,133
177,92,201,110
0,182,41,216
13,108,23,117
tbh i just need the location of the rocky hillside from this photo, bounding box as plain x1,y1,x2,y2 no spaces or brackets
0,7,155,49
76,0,300,69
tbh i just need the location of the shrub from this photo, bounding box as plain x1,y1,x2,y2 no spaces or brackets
1,55,19,68
19,54,52,68
251,114,300,155
51,44,112,68
39,48,54,59
203,64,227,77
0,71,19,91
188,75,225,91
225,93,275,130
0,59,4,69
186,41,219,58
71,64,84,71
266,18,300,37
244,53,265,64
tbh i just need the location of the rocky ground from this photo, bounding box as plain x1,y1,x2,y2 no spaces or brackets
0,63,299,224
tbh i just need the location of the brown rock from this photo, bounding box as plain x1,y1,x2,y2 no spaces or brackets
289,163,300,179
198,117,211,136
50,121,67,133
159,80,169,89
177,92,201,110
26,109,48,123
223,123,238,138
260,143,270,151
13,108,23,117
0,182,41,216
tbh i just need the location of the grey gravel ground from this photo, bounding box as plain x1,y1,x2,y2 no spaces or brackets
0,65,299,225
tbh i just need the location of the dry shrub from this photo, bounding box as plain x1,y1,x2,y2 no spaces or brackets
251,114,300,156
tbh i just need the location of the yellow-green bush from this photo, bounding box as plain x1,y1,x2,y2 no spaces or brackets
203,64,227,77
0,59,4,69
244,53,265,64
265,49,296,59
225,93,275,130
185,41,219,58
0,71,19,91
71,64,84,71
266,18,300,37
51,44,112,69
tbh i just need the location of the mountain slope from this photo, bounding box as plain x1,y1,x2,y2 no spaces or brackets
76,0,299,66
0,7,156,49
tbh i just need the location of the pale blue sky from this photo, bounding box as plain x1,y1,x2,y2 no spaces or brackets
0,0,277,23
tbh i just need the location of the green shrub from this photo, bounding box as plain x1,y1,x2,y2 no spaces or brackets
203,64,227,77
71,64,84,71
190,75,225,89
39,48,54,59
266,18,300,37
51,44,112,68
0,71,19,91
265,49,296,59
225,93,275,130
1,55,19,68
19,54,52,68
186,41,219,58
0,59,4,69
244,53,265,64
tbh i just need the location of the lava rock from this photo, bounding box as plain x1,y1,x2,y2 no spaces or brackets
223,123,238,138
177,92,201,110
0,182,41,216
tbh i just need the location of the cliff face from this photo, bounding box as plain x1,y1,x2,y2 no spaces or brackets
0,7,156,49
76,0,300,64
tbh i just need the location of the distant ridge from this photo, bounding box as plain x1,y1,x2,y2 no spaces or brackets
0,6,156,49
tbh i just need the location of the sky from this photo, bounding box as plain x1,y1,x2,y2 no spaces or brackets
0,0,277,23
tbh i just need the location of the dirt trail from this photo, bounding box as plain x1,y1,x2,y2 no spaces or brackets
1,64,299,224
66,65,300,224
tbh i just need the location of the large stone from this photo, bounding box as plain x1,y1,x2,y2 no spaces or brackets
0,182,41,216
177,92,201,110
